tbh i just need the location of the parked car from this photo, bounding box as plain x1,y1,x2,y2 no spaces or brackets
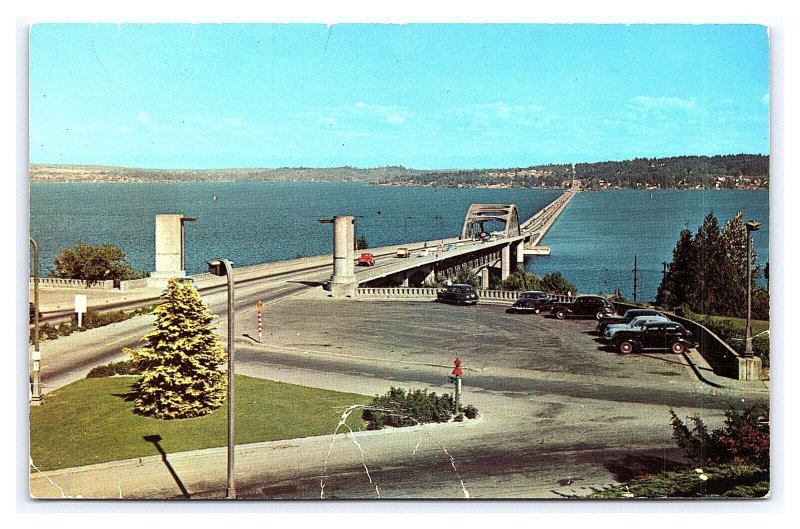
396,247,410,258
604,315,670,341
509,291,556,314
436,284,479,305
597,308,666,335
551,295,615,320
356,252,376,266
611,321,696,354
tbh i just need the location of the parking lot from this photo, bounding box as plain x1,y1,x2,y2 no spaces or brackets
243,298,704,398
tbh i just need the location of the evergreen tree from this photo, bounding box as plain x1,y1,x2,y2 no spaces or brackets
656,227,695,308
657,212,769,319
125,278,227,420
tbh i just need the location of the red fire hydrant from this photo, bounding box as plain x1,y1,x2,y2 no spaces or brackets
452,357,462,415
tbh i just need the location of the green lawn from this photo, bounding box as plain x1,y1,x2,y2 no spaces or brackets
703,314,769,335
30,375,372,471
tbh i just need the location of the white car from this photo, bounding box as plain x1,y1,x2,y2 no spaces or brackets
418,248,431,257
604,315,670,341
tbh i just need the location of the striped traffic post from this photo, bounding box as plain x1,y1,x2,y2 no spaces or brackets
257,300,264,343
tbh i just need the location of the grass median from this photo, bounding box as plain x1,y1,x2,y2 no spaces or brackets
30,375,372,472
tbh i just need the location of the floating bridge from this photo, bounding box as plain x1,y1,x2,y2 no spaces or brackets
324,182,580,296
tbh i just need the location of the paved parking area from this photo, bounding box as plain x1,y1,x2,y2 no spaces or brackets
243,299,703,396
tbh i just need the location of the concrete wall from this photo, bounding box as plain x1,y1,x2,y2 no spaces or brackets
612,302,755,380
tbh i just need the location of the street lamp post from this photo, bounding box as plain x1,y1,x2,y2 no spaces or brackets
744,220,761,357
208,258,235,499
29,237,42,405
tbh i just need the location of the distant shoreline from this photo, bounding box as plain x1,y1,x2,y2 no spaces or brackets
28,180,768,191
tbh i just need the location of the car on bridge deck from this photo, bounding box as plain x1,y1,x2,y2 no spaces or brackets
508,290,557,314
357,252,376,266
396,247,411,258
436,284,479,305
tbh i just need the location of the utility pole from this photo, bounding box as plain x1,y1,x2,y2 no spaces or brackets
661,261,669,282
632,255,639,303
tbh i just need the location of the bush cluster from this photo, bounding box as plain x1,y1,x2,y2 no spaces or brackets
362,387,476,430
30,306,152,344
496,270,576,295
592,403,770,498
86,360,142,378
669,403,769,469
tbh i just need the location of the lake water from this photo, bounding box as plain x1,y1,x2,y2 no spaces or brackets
29,183,769,301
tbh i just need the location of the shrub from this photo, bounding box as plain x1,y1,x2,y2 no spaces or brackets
362,387,475,430
462,404,479,419
592,464,769,499
497,271,542,292
86,360,142,378
669,403,769,468
540,271,576,295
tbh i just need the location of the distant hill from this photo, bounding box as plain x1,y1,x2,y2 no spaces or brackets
28,164,420,183
30,154,769,189
576,154,769,190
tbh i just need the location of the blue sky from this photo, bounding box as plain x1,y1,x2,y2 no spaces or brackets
28,23,770,169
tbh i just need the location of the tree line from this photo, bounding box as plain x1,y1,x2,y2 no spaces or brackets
577,154,769,189
656,211,769,320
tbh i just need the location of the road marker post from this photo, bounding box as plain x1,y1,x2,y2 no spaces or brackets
257,300,264,343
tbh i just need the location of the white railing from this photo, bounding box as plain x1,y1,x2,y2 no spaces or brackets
119,278,151,291
356,288,575,303
29,277,114,289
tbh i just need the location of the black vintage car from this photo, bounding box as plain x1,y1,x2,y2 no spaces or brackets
611,321,695,354
597,308,666,334
508,290,556,314
551,295,615,320
436,284,479,305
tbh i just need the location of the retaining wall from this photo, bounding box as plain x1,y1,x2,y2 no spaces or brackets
613,302,749,380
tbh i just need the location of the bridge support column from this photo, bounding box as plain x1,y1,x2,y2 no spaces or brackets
326,215,356,297
515,240,525,270
501,244,511,280
481,267,490,289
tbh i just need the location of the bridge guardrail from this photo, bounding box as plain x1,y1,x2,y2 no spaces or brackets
29,278,115,290
356,288,574,304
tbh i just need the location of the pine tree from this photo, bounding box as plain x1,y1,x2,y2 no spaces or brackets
125,278,227,420
656,227,695,308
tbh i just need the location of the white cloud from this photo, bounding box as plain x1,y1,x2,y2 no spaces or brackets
353,102,413,125
634,96,697,110
136,111,156,128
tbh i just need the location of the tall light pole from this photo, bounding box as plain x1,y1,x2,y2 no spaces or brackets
29,237,42,405
207,259,235,499
744,220,761,357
